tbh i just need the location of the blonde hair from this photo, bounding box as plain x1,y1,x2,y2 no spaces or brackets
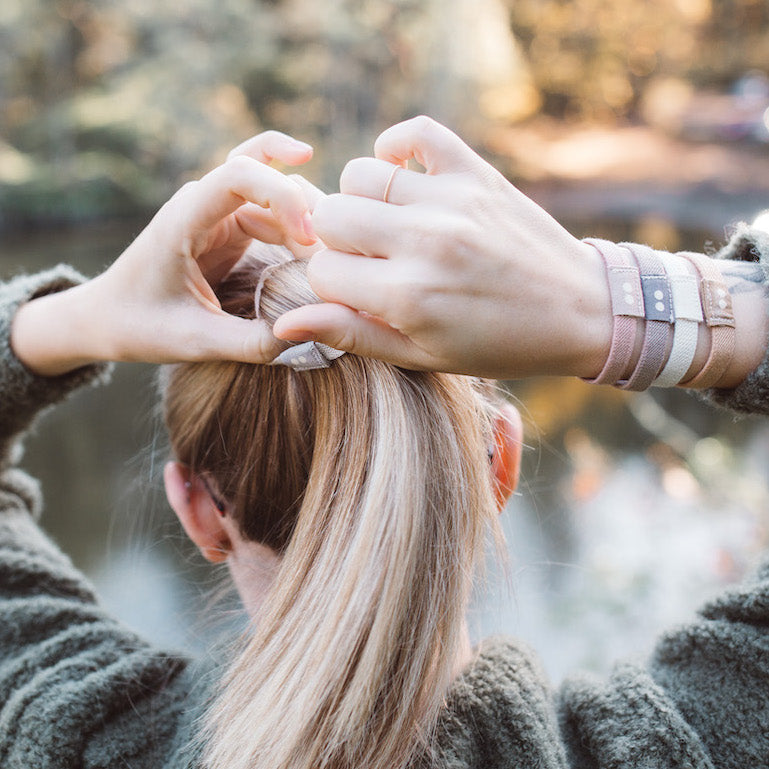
161,247,502,769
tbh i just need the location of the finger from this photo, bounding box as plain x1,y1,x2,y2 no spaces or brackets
374,115,479,174
188,312,284,363
282,236,326,261
169,156,315,248
288,174,327,211
273,302,427,368
233,188,325,247
233,203,289,244
227,131,313,166
194,204,286,285
339,157,438,205
305,248,394,318
234,197,325,259
312,193,418,257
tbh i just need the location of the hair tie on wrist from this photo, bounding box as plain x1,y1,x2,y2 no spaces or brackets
676,251,735,389
653,252,702,387
270,341,346,371
582,238,644,386
616,243,674,391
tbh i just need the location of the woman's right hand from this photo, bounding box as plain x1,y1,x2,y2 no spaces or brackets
11,131,318,376
273,116,614,380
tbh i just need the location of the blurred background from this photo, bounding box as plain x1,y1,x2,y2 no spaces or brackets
2,0,769,681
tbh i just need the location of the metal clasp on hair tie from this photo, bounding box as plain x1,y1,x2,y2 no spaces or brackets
270,341,346,371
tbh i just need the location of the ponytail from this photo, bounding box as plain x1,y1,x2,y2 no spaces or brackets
162,249,500,769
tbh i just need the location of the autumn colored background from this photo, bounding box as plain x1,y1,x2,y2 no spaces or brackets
2,0,769,678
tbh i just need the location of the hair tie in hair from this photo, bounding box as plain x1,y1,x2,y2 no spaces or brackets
270,341,346,371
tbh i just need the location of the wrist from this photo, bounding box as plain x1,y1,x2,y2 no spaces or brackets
566,240,614,379
10,281,101,377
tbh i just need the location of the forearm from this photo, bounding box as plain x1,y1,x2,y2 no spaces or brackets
10,278,103,377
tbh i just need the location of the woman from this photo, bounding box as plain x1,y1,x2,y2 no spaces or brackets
2,129,520,769
2,128,768,769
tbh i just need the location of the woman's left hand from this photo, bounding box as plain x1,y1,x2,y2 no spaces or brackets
12,131,319,376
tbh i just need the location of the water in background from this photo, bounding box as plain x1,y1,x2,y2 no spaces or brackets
2,219,769,681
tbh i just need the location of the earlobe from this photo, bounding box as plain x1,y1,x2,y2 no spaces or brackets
163,461,232,563
491,405,523,511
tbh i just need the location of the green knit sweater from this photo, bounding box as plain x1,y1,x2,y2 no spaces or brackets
2,231,769,769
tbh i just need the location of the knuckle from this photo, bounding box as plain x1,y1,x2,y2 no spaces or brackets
306,253,331,297
443,217,481,263
311,192,341,228
328,324,358,354
442,212,473,241
405,210,478,268
246,324,280,363
412,114,438,139
258,129,282,143
386,279,429,327
405,210,451,254
456,182,486,214
224,153,256,178
339,157,369,192
275,177,304,210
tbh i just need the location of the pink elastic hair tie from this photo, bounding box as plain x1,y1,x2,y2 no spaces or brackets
582,238,644,386
677,251,735,389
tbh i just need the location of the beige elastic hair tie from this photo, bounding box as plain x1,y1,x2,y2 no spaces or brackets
383,165,401,204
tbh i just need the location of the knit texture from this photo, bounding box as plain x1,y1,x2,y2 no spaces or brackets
2,259,769,768
0,268,200,769
421,637,568,769
705,222,769,414
0,265,112,471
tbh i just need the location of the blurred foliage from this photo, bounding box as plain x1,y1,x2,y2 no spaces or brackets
507,0,769,122
1,0,768,230
0,0,519,230
4,0,769,667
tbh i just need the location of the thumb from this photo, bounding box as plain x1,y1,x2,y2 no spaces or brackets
189,312,284,364
374,115,479,175
273,303,426,368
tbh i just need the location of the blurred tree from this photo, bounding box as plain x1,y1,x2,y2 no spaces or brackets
507,0,769,122
1,0,767,230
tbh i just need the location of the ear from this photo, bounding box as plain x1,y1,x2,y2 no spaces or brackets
491,404,523,511
163,461,232,563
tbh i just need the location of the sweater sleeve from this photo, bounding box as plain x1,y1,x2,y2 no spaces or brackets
648,560,769,768
555,556,769,769
0,268,195,769
701,222,769,415
0,265,111,470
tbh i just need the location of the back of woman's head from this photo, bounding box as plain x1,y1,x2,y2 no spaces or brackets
161,245,502,769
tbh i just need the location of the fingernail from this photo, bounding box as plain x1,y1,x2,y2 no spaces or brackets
278,330,315,342
291,139,313,153
274,323,314,342
302,212,316,241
